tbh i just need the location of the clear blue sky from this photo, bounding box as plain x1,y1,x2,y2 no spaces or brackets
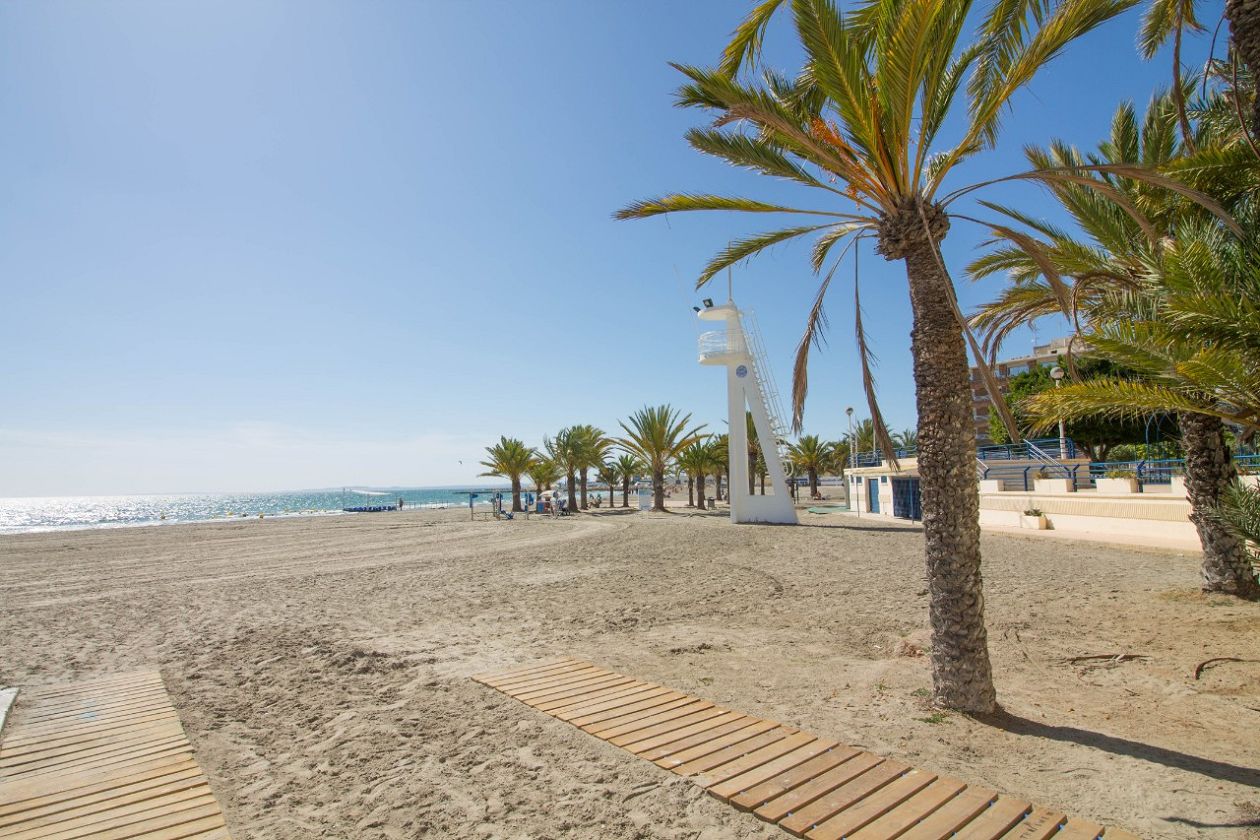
0,1,1221,495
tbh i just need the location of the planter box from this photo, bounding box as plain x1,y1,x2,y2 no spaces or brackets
1033,478,1075,494
978,479,1006,493
1097,477,1140,494
1020,513,1048,530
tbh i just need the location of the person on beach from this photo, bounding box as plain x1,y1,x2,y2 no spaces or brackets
398,497,404,510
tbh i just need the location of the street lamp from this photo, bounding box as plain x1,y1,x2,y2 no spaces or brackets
845,406,855,513
1050,366,1067,457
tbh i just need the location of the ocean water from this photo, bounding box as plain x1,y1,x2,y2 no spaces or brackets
0,487,540,535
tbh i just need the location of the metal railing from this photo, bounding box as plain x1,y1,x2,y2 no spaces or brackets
698,330,744,359
976,452,1260,492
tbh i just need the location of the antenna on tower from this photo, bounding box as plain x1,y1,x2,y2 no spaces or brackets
727,267,733,302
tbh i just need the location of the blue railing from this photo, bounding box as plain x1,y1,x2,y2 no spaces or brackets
977,453,1260,492
849,437,1077,469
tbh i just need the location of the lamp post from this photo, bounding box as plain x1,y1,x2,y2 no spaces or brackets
845,406,855,512
1050,366,1067,457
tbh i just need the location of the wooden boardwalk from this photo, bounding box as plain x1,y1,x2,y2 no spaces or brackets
0,671,232,839
475,658,1140,840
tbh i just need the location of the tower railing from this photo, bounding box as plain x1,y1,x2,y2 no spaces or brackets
740,310,790,459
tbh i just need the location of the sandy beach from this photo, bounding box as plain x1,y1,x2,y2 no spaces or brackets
1,506,1257,839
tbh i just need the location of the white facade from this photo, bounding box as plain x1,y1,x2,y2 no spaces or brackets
697,302,797,525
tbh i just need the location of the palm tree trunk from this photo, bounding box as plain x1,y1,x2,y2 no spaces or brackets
715,469,724,501
687,477,695,507
567,472,577,513
881,200,996,714
579,469,589,509
1181,411,1260,598
511,478,523,512
748,453,756,495
809,468,818,498
622,477,630,507
653,468,665,511
760,473,766,494
1226,0,1260,137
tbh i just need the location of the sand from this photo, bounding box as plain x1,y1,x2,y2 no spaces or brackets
1,505,1258,839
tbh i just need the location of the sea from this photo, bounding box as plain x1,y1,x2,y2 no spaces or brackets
0,486,572,535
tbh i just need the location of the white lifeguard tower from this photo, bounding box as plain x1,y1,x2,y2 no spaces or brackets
697,300,798,525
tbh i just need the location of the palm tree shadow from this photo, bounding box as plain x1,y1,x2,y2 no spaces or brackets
980,709,1260,789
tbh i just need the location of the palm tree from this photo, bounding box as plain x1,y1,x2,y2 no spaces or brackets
614,453,642,507
544,427,582,514
596,460,620,508
617,405,707,512
617,0,1152,712
677,442,710,507
744,411,763,495
710,433,729,502
852,419,876,461
1025,226,1260,598
894,428,919,451
478,437,536,513
527,457,561,493
831,439,852,477
786,435,835,499
970,93,1259,598
573,425,612,509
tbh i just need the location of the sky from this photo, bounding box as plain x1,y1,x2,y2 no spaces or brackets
0,0,1225,496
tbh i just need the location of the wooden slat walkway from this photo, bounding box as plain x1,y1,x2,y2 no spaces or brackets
0,671,232,839
474,658,1140,840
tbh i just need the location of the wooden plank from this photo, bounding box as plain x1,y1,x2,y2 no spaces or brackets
0,725,187,771
953,797,1034,840
587,701,716,740
531,681,649,713
621,711,748,755
501,669,616,697
670,727,797,777
753,752,885,823
556,686,676,722
489,665,606,692
0,766,205,827
999,807,1068,840
22,674,163,700
607,707,731,748
655,720,782,770
1,711,181,748
474,658,581,684
847,776,969,840
897,785,1000,840
2,736,192,779
21,690,171,720
568,692,691,728
1046,817,1104,840
0,719,184,759
632,714,758,761
517,676,637,706
705,738,841,803
32,801,225,840
694,732,819,787
7,787,216,839
0,757,202,811
776,759,908,836
729,746,861,812
494,667,611,694
804,768,938,840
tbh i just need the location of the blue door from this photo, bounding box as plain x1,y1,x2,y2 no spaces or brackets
867,478,880,513
892,478,921,520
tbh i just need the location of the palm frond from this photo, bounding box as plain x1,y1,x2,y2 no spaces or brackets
853,276,899,466
615,193,861,221
698,224,834,288
719,0,788,77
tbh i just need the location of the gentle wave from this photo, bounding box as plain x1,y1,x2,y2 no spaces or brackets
0,487,572,535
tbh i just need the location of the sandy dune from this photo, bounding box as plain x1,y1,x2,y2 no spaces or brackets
1,507,1257,839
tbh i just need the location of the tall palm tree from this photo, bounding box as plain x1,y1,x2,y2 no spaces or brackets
831,439,852,477
970,93,1259,598
617,405,707,511
617,0,1153,712
596,460,619,508
745,411,763,495
786,434,835,499
710,433,730,502
528,457,561,494
544,427,582,514
478,437,536,513
614,453,642,507
895,428,919,451
573,425,612,509
1025,226,1260,598
852,419,876,460
677,442,710,507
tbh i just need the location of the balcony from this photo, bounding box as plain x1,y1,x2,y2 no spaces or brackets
698,330,746,364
